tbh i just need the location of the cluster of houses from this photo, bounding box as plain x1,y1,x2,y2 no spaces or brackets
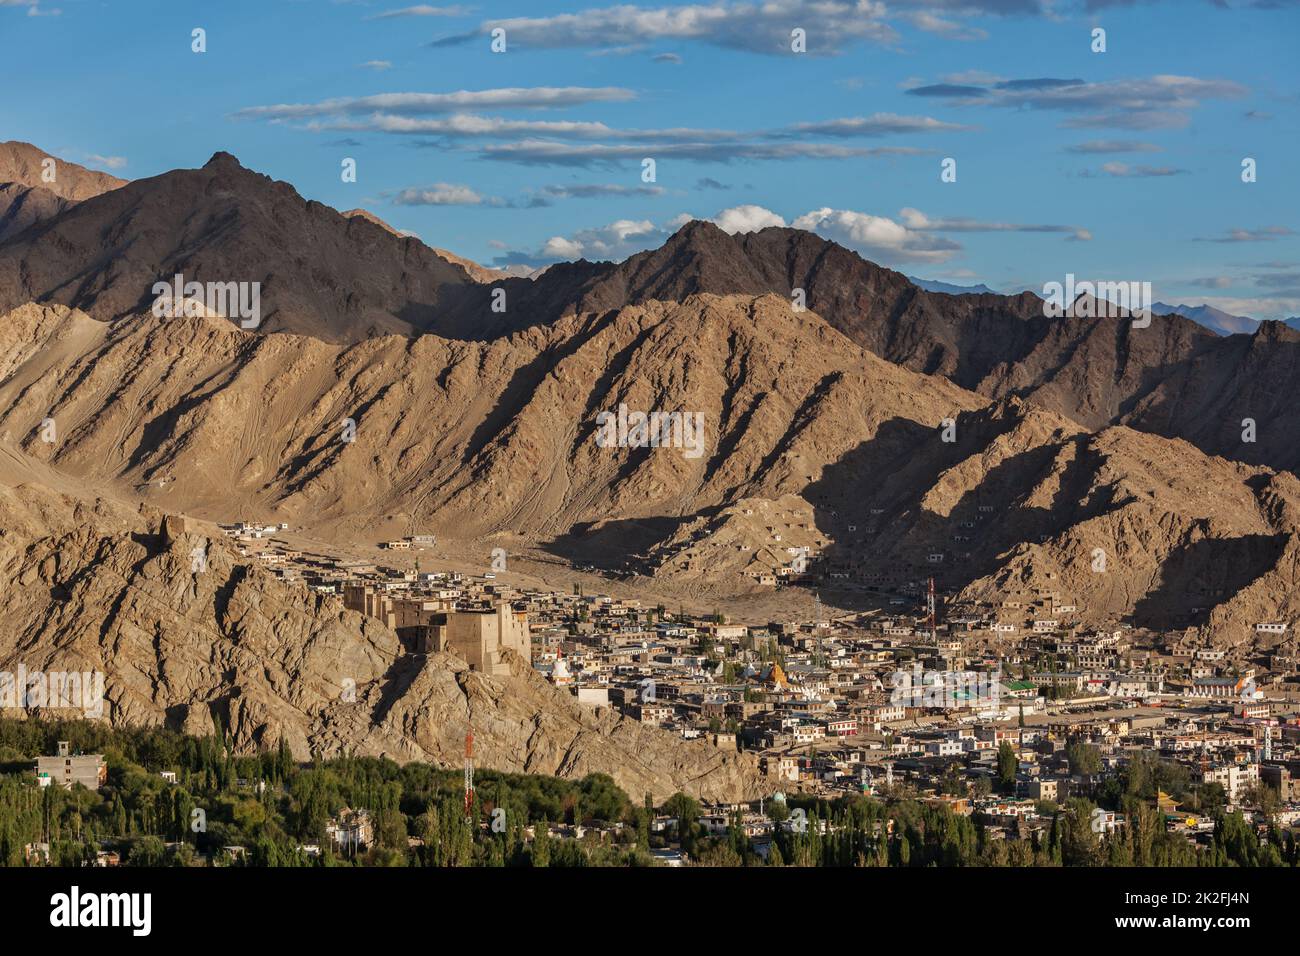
177,516,1300,856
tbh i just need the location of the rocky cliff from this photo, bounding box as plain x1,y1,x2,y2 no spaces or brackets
0,469,765,802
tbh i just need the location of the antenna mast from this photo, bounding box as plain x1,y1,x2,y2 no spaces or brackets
927,576,937,634
464,730,474,822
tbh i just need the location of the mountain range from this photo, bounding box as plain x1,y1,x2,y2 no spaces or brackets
907,277,997,296
0,140,1297,771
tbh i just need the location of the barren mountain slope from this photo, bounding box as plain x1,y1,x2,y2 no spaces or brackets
939,413,1300,644
435,222,1300,481
431,221,1217,415
0,153,474,341
0,296,983,538
0,141,127,244
0,140,128,200
1119,319,1300,473
0,464,763,802
1,144,1290,483
3,297,1299,640
0,182,73,244
642,392,1300,640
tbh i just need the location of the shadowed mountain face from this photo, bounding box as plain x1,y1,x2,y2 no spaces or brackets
447,220,1222,424
434,220,1300,480
3,295,1300,644
0,141,128,244
0,182,72,244
1120,319,1300,472
1,146,1297,480
0,152,475,342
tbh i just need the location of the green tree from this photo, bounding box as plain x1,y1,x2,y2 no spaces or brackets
996,741,1019,791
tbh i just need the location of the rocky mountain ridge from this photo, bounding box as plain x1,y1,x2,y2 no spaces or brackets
0,455,764,802
1,297,1297,644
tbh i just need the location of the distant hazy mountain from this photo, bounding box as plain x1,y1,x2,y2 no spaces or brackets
0,140,127,243
1151,301,1258,336
340,207,536,282
0,140,127,200
908,276,996,295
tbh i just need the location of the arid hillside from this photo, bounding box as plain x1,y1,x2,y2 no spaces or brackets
0,140,128,244
1,294,1298,642
2,146,1295,482
0,451,763,802
0,140,128,201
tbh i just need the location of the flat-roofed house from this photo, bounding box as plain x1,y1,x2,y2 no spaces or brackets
36,741,106,791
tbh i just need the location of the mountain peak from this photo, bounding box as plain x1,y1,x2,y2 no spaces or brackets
662,217,734,250
341,207,402,235
204,150,244,170
0,140,127,201
0,147,473,341
673,217,726,236
1252,319,1300,342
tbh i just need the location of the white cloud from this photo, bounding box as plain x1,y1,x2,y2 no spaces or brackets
235,87,636,120
712,204,785,234
393,183,485,205
502,217,668,266
433,0,897,55
499,201,1094,270
786,113,974,137
592,219,659,246
941,70,1005,86
1091,162,1187,178
900,11,987,41
906,73,1248,130
83,153,127,170
479,140,923,167
315,113,739,143
368,5,472,19
513,204,956,269
538,183,665,199
1197,227,1296,243
1064,139,1162,154
541,236,585,258
793,208,959,264
899,207,1091,241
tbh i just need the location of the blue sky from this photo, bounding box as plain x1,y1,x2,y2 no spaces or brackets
3,0,1298,317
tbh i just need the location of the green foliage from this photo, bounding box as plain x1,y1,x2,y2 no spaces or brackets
4,719,1290,869
996,741,1018,790
0,718,642,869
